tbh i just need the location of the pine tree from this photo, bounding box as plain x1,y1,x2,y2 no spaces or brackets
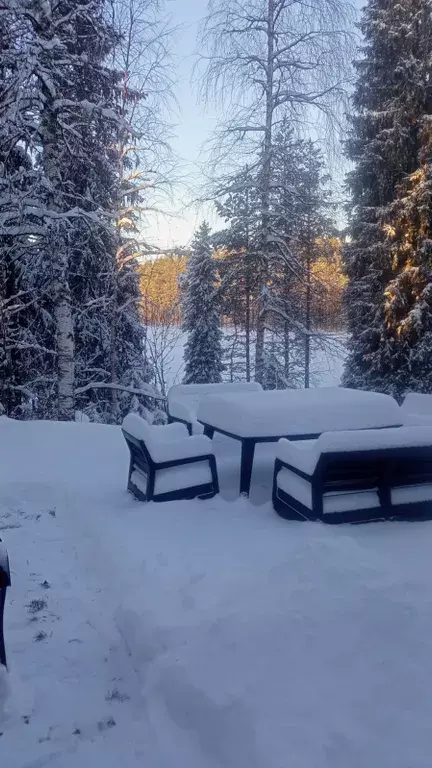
182,222,224,384
343,0,432,396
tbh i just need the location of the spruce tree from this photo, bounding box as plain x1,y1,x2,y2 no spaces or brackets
182,222,224,385
15,0,153,422
215,166,261,381
343,0,432,396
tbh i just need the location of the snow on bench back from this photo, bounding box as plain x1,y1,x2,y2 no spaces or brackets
122,413,211,463
122,414,187,445
168,381,263,423
317,426,432,455
401,393,432,415
278,426,432,475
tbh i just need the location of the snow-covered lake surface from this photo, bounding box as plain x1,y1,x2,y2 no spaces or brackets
2,415,432,767
147,328,347,390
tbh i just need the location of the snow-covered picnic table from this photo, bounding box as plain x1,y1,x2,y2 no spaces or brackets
197,387,403,495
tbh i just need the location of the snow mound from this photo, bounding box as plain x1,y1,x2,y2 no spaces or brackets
0,665,9,721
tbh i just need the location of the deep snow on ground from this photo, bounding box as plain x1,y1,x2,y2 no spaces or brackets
1,416,432,767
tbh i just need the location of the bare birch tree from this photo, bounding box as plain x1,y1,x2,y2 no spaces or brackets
108,0,175,419
198,0,354,383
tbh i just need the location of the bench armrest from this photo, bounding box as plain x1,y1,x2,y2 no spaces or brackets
150,434,213,463
276,438,318,475
0,543,11,588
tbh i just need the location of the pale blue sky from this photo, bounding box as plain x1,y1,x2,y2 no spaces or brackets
149,0,221,249
151,0,360,249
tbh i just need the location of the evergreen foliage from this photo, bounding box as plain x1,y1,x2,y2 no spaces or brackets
343,0,432,397
182,222,224,385
214,123,336,388
0,0,158,422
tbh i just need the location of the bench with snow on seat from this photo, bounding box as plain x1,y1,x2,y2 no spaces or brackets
122,414,219,502
272,426,432,524
400,393,432,426
167,381,263,435
0,540,11,669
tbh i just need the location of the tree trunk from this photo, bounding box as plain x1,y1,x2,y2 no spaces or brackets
44,122,75,421
245,282,251,382
254,0,274,385
245,172,251,382
54,268,75,420
110,263,119,423
284,321,290,379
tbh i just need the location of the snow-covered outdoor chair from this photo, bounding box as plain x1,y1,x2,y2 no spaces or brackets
272,427,432,524
121,414,219,502
167,381,263,435
400,393,432,426
0,540,11,669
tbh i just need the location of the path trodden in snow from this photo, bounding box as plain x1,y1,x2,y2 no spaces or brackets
1,416,432,767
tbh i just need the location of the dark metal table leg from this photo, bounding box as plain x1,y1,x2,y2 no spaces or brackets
203,425,215,439
0,588,7,669
240,439,256,496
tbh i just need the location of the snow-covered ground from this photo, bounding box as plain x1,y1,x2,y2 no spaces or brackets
2,416,432,767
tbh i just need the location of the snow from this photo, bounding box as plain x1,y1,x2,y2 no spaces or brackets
391,484,432,505
317,424,432,454
0,664,10,720
2,416,432,767
149,329,347,391
401,392,432,415
198,387,402,438
277,438,318,474
400,411,432,426
122,414,212,462
132,462,212,495
276,468,380,513
168,381,262,424
122,413,188,441
277,426,432,475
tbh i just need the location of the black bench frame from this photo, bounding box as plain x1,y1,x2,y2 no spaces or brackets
122,428,219,502
168,414,193,436
0,541,11,668
272,445,432,524
199,422,403,497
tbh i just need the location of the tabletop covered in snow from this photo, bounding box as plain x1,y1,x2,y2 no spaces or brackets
168,381,263,423
197,386,402,438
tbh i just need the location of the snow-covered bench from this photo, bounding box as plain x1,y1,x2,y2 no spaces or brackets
121,414,219,503
272,427,432,524
400,393,432,426
167,382,263,434
0,540,11,669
